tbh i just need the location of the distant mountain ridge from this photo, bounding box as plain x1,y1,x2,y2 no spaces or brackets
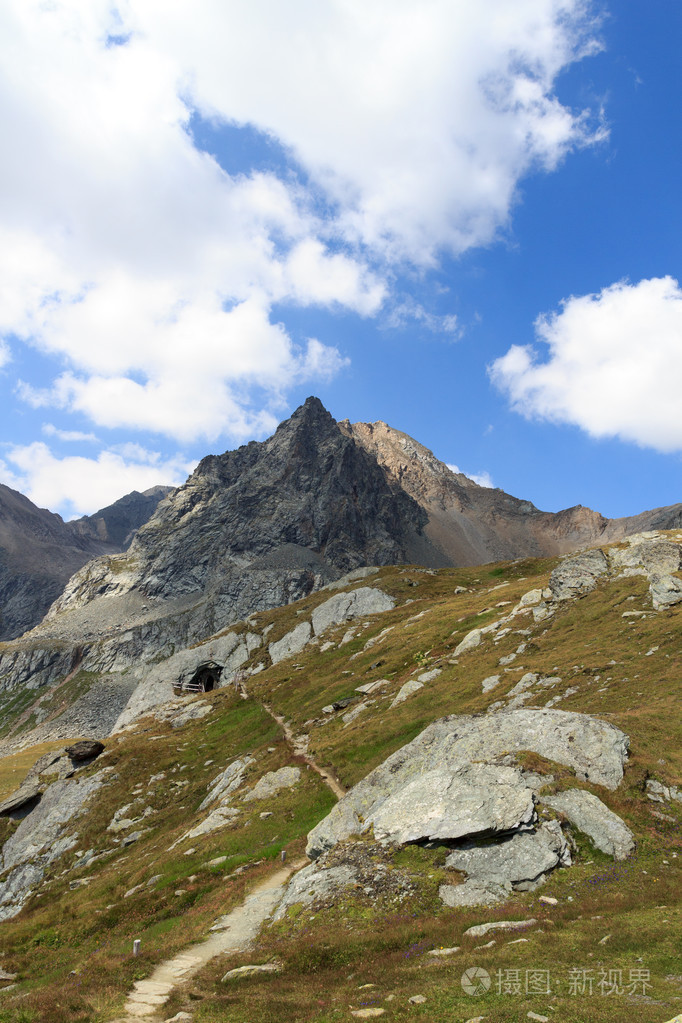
340,417,682,564
0,484,173,640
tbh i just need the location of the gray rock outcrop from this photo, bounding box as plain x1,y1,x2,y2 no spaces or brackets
269,622,312,665
549,550,609,601
542,790,635,860
199,757,254,811
272,863,359,921
367,765,535,846
649,573,682,610
243,767,301,802
311,587,395,636
306,708,629,859
0,769,110,920
111,629,261,732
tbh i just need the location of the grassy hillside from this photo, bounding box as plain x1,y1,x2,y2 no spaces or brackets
0,541,681,1022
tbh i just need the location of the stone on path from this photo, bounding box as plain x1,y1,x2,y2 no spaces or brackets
409,994,426,1003
350,1010,385,1019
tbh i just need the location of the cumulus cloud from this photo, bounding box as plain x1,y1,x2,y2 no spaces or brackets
134,0,604,262
0,442,194,518
447,463,495,488
0,0,602,444
490,276,682,452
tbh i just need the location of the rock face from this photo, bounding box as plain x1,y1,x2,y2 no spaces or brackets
367,764,535,845
306,708,630,859
49,398,435,619
543,790,635,860
445,820,571,890
0,484,172,641
0,768,110,920
2,398,681,747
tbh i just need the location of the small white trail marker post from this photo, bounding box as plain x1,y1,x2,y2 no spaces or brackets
133,939,141,956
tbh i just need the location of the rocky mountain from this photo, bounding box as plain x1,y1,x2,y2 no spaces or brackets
2,395,682,749
0,484,173,641
341,417,682,564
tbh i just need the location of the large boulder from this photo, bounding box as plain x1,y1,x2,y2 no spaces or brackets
649,573,682,610
609,536,680,578
64,740,105,763
367,765,535,846
542,790,635,860
306,709,629,859
549,549,609,601
311,587,395,637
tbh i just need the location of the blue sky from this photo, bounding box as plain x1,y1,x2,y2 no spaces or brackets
0,1,681,521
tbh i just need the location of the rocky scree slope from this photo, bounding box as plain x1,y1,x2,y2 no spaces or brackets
0,535,681,1020
0,484,172,641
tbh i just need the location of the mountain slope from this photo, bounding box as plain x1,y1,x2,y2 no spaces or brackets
0,484,173,642
0,534,680,1022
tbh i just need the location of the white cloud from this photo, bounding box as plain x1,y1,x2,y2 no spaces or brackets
384,299,462,337
0,0,603,443
490,276,682,452
42,424,98,443
134,0,604,262
0,441,194,518
447,463,494,488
